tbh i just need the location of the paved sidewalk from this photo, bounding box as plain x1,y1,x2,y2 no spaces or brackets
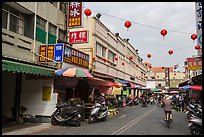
2,123,53,135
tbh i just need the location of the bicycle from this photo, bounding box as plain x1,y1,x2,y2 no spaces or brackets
165,111,171,128
157,100,163,107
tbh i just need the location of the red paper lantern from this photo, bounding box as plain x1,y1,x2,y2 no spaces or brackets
115,57,118,61
168,50,173,55
84,9,92,17
147,54,151,58
129,56,133,60
160,29,167,38
102,57,106,61
191,34,197,41
92,57,95,61
124,21,132,30
162,66,164,69
122,62,125,65
195,45,200,50
149,66,152,69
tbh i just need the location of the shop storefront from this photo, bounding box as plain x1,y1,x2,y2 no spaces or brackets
2,56,57,122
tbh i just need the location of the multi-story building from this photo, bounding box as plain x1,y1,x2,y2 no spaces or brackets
145,65,186,90
70,16,147,88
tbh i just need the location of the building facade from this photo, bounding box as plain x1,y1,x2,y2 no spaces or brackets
70,16,147,87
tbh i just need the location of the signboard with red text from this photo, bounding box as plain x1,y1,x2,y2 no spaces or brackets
69,30,89,44
68,2,83,28
187,57,202,70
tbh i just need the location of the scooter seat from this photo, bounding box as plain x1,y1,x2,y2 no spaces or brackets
100,107,107,111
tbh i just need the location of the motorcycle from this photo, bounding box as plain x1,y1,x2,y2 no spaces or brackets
186,103,202,119
141,97,148,107
88,102,108,124
150,98,155,105
188,116,202,135
51,102,81,127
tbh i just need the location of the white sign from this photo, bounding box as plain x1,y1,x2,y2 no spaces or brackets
195,2,202,56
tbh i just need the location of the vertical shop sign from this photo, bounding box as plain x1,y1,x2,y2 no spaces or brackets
47,45,54,62
63,45,72,63
69,30,89,44
54,43,64,62
42,86,51,102
195,2,202,56
39,45,47,62
68,2,83,28
164,67,170,88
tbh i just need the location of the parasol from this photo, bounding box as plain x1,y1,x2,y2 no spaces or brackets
55,67,93,79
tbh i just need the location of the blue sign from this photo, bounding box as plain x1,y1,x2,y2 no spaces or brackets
54,44,63,62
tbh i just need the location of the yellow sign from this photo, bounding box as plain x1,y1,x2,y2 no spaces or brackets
42,86,51,101
111,86,122,95
188,66,202,70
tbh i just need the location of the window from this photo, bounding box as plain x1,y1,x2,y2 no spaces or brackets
50,2,57,7
48,23,57,36
36,16,47,44
96,42,102,56
2,10,8,29
58,28,67,42
158,84,161,86
102,47,106,57
9,8,24,35
48,23,57,44
2,3,9,29
108,50,114,62
60,2,66,13
36,16,46,31
96,42,106,57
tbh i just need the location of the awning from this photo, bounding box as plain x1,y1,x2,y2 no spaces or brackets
190,85,202,91
2,59,55,76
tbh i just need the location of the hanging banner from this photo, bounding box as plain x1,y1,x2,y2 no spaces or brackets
69,30,89,44
195,2,202,56
54,43,64,62
187,57,202,70
68,2,83,28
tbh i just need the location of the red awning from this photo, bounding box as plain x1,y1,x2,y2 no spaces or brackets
190,85,202,91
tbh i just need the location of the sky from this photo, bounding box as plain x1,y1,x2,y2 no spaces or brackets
83,2,198,72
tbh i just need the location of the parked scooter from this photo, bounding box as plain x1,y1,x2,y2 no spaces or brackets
186,103,202,119
51,102,81,126
88,102,108,124
188,116,202,135
141,97,148,107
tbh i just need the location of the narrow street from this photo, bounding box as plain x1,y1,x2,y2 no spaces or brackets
32,105,191,135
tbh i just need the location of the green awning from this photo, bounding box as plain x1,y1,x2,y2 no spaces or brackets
2,59,55,76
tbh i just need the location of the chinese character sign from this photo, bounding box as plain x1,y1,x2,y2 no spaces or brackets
47,45,54,62
54,44,63,62
187,57,202,70
68,2,83,28
195,2,202,56
39,45,47,62
69,30,88,44
63,44,89,68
